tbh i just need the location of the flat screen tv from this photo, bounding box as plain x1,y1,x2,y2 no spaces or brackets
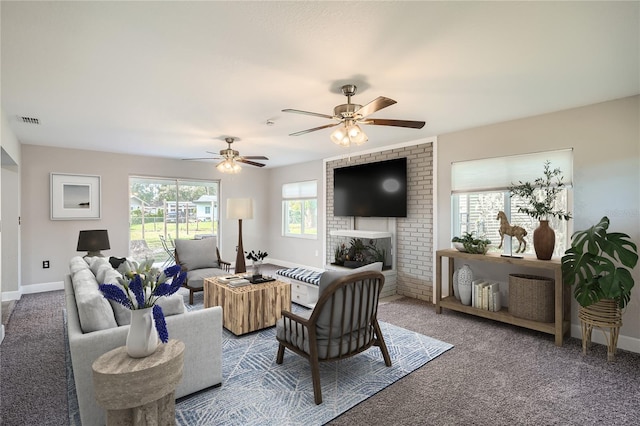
333,157,407,217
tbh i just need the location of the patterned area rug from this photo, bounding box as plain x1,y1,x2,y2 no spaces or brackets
67,289,452,425
175,321,452,425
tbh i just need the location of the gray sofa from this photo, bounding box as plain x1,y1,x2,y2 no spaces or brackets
64,256,223,426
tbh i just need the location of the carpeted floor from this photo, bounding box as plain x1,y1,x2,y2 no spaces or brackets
2,278,640,425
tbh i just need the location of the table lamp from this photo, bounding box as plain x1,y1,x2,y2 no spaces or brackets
77,229,110,257
226,198,253,273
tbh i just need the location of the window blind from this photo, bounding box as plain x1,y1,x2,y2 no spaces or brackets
451,149,573,193
282,180,317,199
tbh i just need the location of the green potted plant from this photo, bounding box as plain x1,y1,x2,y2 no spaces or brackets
509,160,572,260
561,216,637,360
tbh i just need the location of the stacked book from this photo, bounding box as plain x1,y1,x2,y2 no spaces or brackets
471,280,502,312
217,275,251,287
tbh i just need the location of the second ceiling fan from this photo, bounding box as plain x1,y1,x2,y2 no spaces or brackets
283,84,426,146
183,137,268,173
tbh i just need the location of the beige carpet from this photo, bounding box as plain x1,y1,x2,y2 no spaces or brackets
1,300,16,325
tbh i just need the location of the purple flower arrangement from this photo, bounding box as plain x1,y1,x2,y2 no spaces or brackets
99,259,186,343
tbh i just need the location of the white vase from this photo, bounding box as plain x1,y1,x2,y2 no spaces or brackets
126,307,159,358
453,269,460,300
457,264,473,306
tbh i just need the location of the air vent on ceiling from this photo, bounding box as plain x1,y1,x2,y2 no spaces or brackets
19,116,40,125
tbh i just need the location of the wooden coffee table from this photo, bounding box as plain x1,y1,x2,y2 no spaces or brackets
204,277,291,335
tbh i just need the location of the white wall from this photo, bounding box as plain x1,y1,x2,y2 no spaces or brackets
267,160,324,268
20,145,269,289
437,95,640,351
1,109,23,343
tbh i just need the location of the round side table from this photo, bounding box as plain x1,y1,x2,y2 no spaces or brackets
92,339,185,426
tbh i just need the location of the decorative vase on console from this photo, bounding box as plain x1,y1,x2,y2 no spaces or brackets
252,260,263,278
457,264,473,306
452,269,460,300
126,307,159,358
533,220,556,260
246,250,268,278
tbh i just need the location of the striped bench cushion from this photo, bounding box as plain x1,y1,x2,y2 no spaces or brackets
276,267,322,286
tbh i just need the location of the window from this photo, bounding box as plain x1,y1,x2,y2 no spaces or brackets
451,149,572,257
282,180,318,239
129,177,220,264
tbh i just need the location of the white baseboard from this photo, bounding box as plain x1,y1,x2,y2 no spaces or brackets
2,281,64,302
1,324,4,344
2,290,22,302
570,323,639,355
23,281,64,294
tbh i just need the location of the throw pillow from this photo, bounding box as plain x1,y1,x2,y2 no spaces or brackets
174,237,219,271
109,256,127,269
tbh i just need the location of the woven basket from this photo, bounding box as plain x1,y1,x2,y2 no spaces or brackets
508,274,554,322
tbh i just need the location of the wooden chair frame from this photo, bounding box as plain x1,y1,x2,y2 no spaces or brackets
276,270,391,404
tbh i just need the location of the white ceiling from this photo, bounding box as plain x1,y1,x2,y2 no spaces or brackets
2,1,638,168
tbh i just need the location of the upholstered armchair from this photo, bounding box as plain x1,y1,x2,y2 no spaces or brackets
276,262,391,404
174,237,231,304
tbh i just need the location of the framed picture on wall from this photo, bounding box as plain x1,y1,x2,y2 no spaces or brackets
50,173,101,220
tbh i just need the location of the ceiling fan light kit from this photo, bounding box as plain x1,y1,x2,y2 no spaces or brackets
183,137,268,174
216,158,242,174
284,84,425,148
330,121,368,147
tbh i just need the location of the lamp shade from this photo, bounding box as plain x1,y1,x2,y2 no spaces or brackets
77,230,110,256
226,198,253,220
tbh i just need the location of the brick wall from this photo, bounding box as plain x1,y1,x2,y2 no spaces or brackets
325,142,434,302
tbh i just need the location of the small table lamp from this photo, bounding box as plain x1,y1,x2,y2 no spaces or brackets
77,229,110,257
227,198,253,273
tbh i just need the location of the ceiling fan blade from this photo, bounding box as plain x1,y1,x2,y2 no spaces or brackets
282,108,335,120
241,155,269,160
237,159,266,167
364,118,426,129
182,157,220,161
289,122,339,136
354,96,397,119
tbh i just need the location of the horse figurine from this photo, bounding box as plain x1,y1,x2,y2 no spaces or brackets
496,211,528,253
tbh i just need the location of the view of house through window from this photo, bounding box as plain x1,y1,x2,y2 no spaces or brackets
282,180,318,239
451,149,572,257
129,177,220,265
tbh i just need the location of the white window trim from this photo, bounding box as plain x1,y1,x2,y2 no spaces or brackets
282,180,318,240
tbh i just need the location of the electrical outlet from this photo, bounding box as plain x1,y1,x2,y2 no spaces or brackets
43,260,50,269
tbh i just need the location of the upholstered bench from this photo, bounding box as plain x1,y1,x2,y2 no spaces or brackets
276,267,322,308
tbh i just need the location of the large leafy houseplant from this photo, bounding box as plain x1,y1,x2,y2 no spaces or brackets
561,216,638,309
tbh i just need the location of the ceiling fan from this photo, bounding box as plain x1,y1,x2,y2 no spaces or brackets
183,137,268,173
283,84,426,146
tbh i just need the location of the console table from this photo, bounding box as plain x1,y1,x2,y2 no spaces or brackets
92,340,184,425
435,249,570,346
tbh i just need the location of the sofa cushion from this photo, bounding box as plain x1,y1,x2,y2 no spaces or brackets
175,238,219,270
69,256,90,274
185,268,228,289
71,268,118,333
95,262,114,284
87,256,109,276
